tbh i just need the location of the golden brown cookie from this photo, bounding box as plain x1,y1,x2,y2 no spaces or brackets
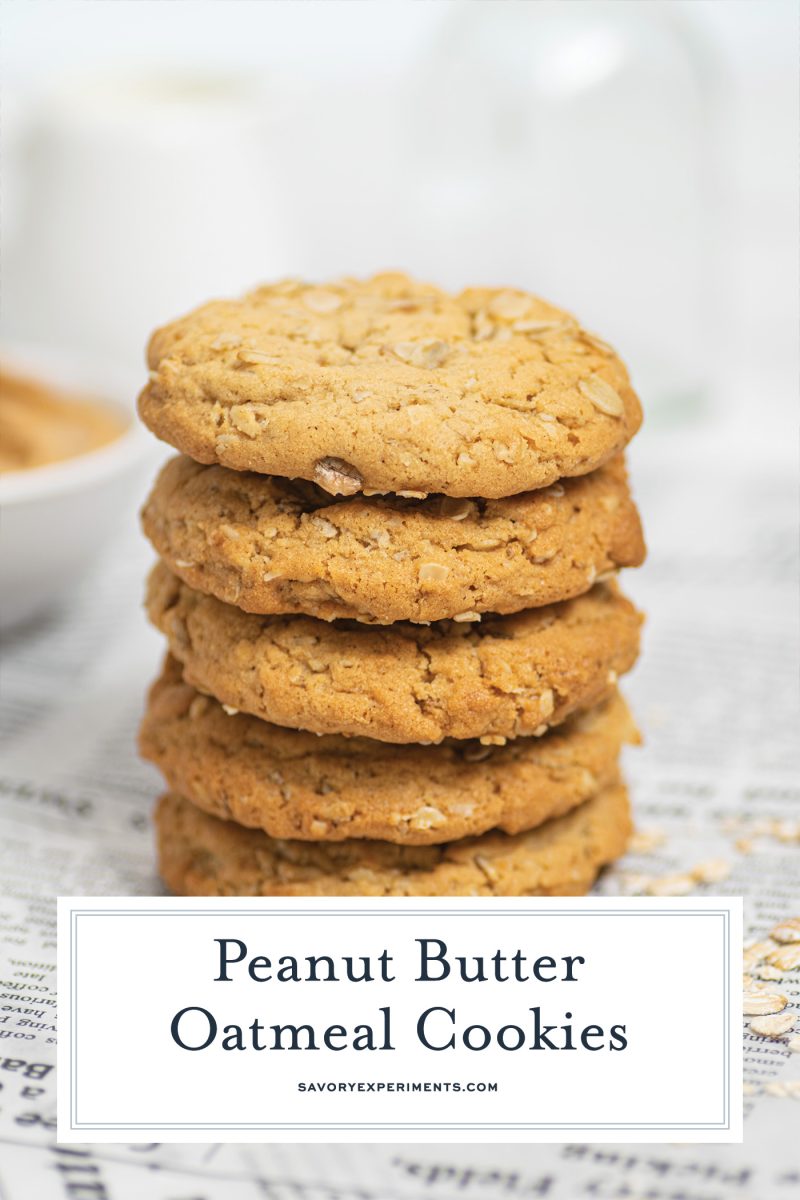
139,273,642,499
140,655,638,844
142,454,645,624
155,780,632,897
146,563,642,744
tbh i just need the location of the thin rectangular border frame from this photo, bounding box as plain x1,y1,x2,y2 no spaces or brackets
67,904,733,1132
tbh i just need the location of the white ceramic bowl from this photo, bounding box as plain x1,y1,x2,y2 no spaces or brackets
0,346,152,631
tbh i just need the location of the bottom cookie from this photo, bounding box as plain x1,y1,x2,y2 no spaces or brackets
155,782,631,898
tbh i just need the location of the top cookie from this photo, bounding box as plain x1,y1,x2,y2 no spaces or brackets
139,273,642,498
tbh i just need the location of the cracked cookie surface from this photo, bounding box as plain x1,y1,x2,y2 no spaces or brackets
140,656,638,844
146,563,642,744
142,454,645,624
138,272,642,498
156,780,631,897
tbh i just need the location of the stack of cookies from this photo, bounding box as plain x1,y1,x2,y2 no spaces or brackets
137,273,645,897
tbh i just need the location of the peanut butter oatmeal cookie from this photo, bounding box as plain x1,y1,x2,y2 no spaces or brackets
142,454,644,624
145,563,642,744
140,656,638,844
139,273,642,498
156,779,631,897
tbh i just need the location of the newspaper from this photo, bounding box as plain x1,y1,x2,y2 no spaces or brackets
1,424,798,1198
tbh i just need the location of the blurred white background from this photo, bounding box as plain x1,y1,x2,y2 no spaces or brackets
1,0,797,435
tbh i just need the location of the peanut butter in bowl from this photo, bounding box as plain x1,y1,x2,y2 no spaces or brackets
0,353,148,632
0,365,129,474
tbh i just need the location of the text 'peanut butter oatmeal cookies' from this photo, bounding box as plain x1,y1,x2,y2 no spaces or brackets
145,563,642,744
142,454,645,625
138,273,642,499
140,656,638,844
155,780,632,898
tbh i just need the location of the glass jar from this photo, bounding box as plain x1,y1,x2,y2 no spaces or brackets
410,0,717,418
